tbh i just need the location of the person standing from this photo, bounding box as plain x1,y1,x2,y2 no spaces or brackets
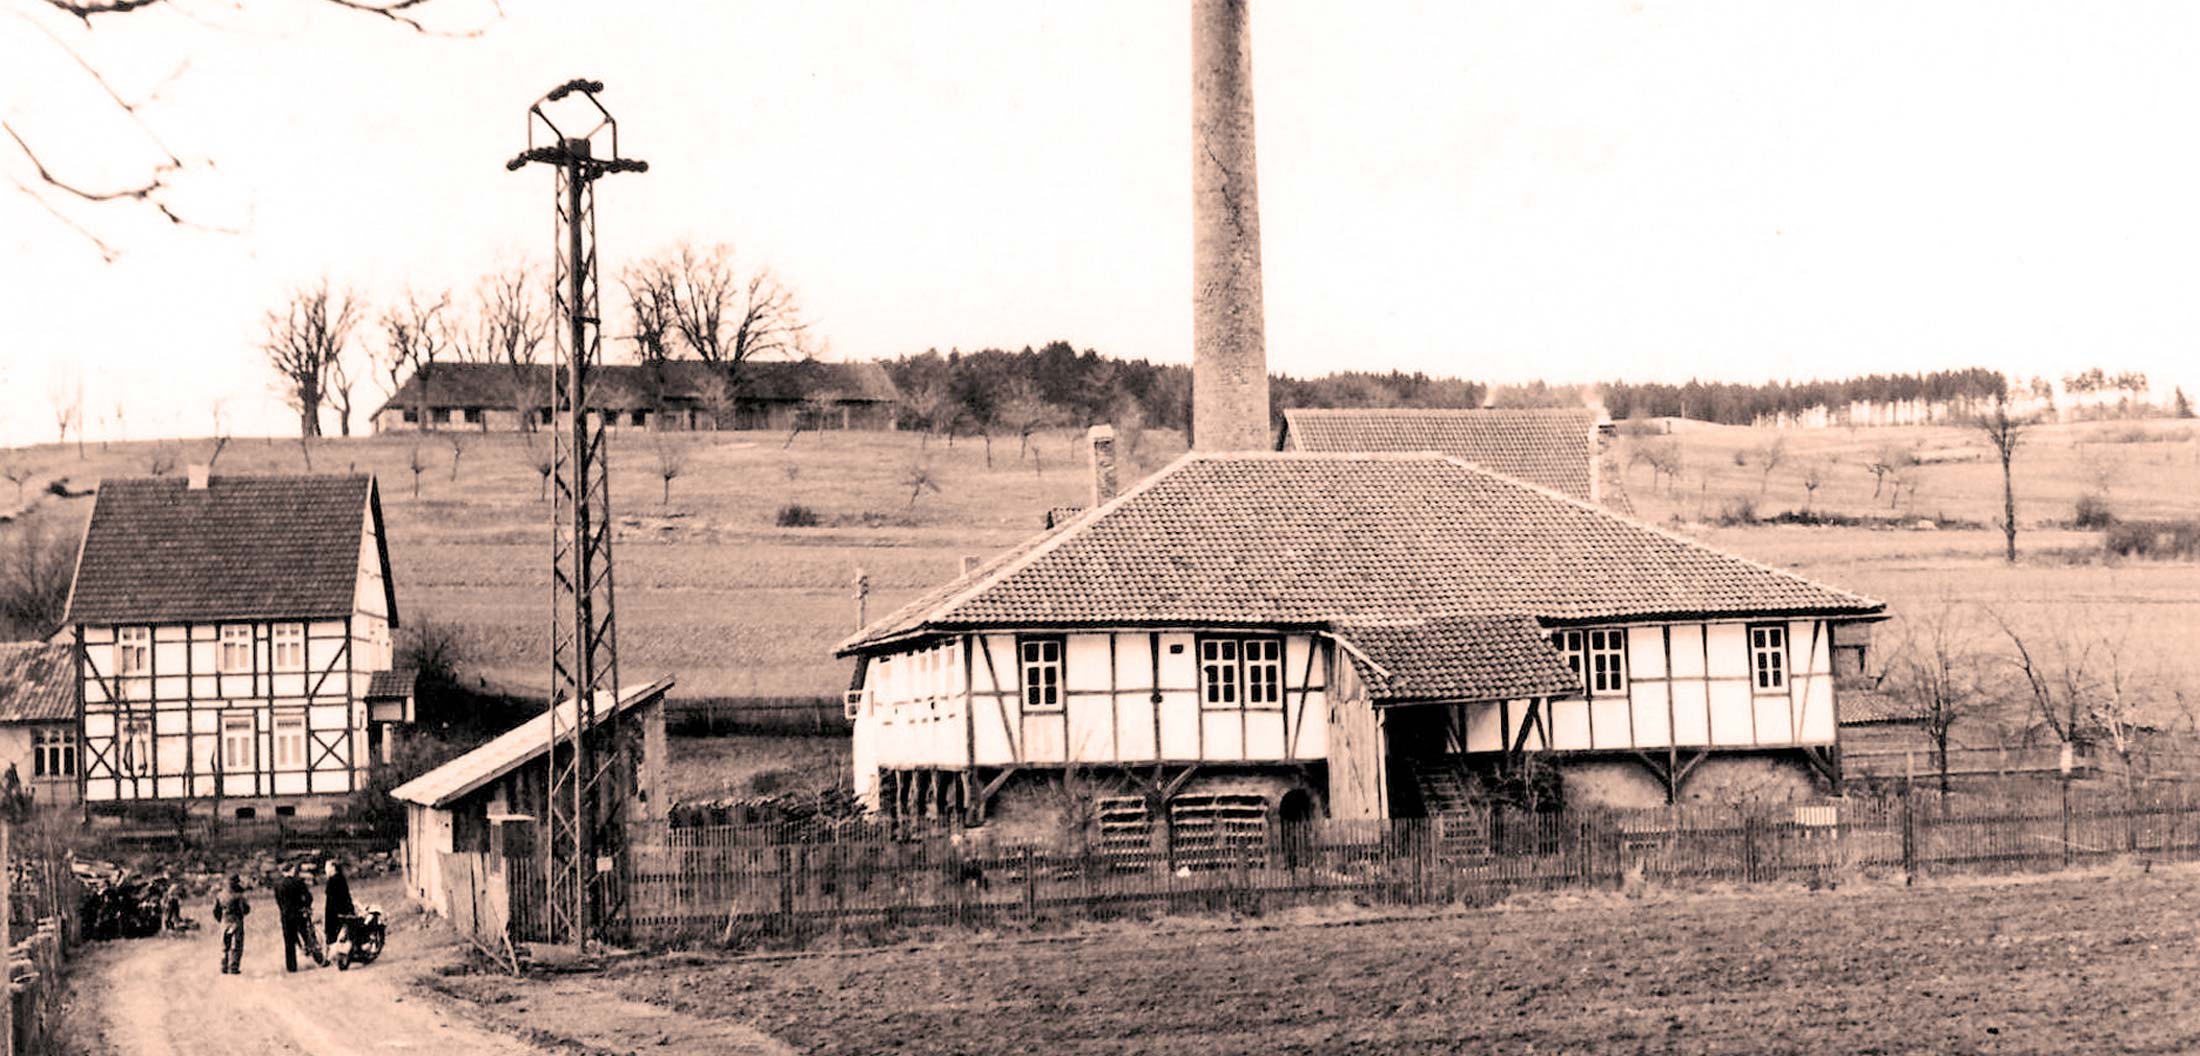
213,875,250,975
323,860,354,949
273,865,326,971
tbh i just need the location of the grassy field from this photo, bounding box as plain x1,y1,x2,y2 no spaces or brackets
436,862,2200,1054
7,414,2200,721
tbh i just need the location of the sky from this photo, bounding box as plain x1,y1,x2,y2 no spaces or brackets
6,0,2200,445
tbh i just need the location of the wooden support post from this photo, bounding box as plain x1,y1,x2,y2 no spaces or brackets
1900,792,1916,884
1021,845,1038,922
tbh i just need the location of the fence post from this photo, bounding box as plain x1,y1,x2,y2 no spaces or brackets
2,820,13,1056
1900,793,1916,884
1021,846,1038,922
2062,776,2073,870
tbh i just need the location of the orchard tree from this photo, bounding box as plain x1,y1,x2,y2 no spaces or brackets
379,289,454,430
262,279,360,439
1975,392,2030,563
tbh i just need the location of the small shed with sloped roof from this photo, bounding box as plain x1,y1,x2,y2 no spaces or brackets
390,677,671,939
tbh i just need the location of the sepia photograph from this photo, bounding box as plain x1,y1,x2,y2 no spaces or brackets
5,1,2200,1053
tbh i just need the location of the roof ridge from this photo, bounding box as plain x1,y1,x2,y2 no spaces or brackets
834,450,1206,653
1285,406,1591,417
1419,453,1883,610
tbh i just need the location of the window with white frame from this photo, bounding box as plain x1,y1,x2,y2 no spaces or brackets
1554,628,1628,697
1018,637,1064,711
1750,624,1788,691
272,623,306,671
1200,638,1239,706
116,626,151,677
220,714,255,773
218,625,253,674
1199,636,1284,709
273,713,307,770
32,729,74,777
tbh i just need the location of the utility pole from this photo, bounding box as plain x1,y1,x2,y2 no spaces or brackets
507,80,646,952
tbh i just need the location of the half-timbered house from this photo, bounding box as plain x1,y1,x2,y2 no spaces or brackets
64,470,405,816
838,449,1884,833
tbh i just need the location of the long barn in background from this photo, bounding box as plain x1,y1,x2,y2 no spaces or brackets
839,446,1884,838
64,471,413,818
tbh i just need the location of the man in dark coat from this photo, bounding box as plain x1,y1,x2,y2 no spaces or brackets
273,865,326,971
323,861,354,948
213,875,250,975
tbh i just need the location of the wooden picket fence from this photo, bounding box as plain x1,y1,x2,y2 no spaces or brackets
558,785,2200,947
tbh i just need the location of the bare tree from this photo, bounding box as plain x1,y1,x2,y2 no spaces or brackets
520,432,553,502
325,345,364,438
263,279,360,439
899,380,954,448
624,242,808,399
1798,459,1828,513
783,392,841,449
379,289,454,432
0,518,78,640
652,435,688,504
901,462,942,509
463,264,551,429
406,445,427,499
1112,396,1147,459
1753,436,1788,496
1975,391,2030,563
995,378,1054,463
444,430,468,481
0,456,31,506
1994,612,2162,796
48,379,81,457
1883,602,1988,794
11,0,485,260
1864,443,1914,499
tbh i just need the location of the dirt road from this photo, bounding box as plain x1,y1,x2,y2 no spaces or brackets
76,887,543,1056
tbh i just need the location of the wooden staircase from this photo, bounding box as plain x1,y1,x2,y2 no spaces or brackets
1408,758,1492,859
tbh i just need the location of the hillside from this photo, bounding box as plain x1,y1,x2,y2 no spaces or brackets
7,416,2200,714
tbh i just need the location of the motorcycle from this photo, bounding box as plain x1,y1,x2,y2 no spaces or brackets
329,905,387,970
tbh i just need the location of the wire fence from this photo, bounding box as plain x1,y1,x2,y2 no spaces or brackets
459,784,2182,947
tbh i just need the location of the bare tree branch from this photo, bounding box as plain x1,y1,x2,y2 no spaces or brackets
262,279,361,439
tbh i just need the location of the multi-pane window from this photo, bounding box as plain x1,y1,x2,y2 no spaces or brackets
218,625,253,674
272,623,306,671
221,715,255,773
1555,628,1628,697
1200,637,1284,709
32,729,74,778
1019,637,1064,711
1588,629,1627,695
273,713,307,770
1750,624,1789,691
463,408,484,424
1200,639,1239,706
116,626,151,676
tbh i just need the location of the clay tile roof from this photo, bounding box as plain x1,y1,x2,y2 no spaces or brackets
1837,689,1925,725
0,643,75,724
1282,407,1597,500
365,668,418,701
1335,615,1582,706
65,474,394,626
839,452,1881,654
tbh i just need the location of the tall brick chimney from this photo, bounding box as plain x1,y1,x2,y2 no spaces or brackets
1191,0,1271,452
